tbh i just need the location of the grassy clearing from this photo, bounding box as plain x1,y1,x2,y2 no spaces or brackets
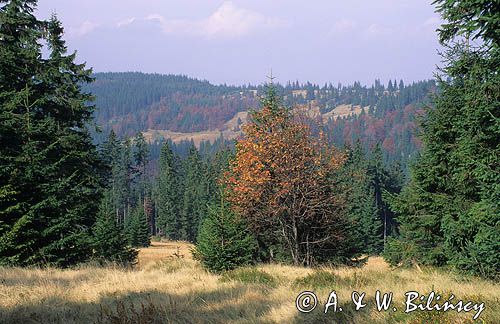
0,242,498,323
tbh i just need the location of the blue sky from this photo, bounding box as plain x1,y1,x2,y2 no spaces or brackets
37,0,442,86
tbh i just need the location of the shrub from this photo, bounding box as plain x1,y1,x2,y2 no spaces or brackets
293,270,339,289
92,194,137,266
220,268,276,287
193,197,257,273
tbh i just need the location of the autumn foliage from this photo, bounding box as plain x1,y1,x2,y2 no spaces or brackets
224,87,354,266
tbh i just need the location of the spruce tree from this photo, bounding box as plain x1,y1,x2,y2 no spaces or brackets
387,0,499,278
92,191,137,265
0,3,104,266
181,145,206,242
367,144,397,247
157,142,181,239
117,138,133,224
125,201,150,248
193,195,256,273
100,130,122,221
133,132,149,177
342,142,383,255
101,130,121,171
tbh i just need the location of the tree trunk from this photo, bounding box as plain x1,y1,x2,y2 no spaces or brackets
292,216,299,265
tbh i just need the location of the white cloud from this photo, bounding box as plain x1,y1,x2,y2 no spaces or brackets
328,18,358,36
365,23,394,37
330,18,357,35
69,20,99,37
146,14,164,22
145,1,288,38
117,17,136,28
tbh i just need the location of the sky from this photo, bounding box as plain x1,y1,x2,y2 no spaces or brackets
36,0,443,86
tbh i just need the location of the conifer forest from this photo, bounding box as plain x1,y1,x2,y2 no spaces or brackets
0,0,498,323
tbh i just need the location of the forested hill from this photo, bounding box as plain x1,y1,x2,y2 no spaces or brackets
88,72,227,121
85,72,256,135
86,72,436,166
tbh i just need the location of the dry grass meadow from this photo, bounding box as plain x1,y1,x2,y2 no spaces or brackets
0,241,498,324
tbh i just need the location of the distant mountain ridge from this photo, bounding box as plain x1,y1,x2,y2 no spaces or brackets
86,72,436,166
85,72,257,137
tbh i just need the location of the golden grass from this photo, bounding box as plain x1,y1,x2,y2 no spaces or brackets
0,241,498,323
137,241,194,269
142,128,242,147
321,104,369,122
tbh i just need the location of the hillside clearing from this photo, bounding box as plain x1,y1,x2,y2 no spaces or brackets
141,104,368,147
0,242,498,323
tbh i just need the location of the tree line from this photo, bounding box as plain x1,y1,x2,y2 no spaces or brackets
90,74,435,173
88,70,435,172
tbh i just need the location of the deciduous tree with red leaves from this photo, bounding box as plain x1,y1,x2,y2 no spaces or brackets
224,85,358,266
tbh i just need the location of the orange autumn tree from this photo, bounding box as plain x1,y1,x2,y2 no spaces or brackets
224,85,356,266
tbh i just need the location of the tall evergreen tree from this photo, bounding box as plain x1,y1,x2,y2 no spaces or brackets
101,130,120,171
117,138,133,224
125,200,150,248
133,132,149,178
0,3,104,266
342,142,383,255
386,0,499,279
132,131,150,230
92,191,137,265
181,145,207,242
367,144,395,245
156,142,181,239
100,130,122,221
193,194,257,273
